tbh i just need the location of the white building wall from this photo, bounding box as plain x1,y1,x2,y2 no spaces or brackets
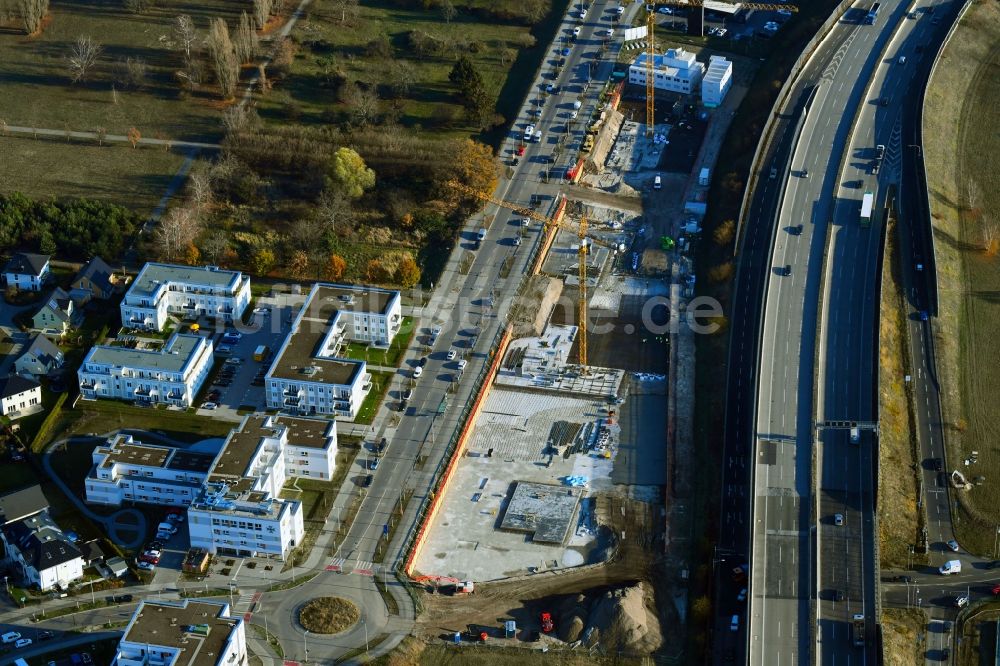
187,501,303,559
1,386,41,417
265,369,367,419
284,444,336,481
628,50,705,95
702,55,733,107
121,264,251,331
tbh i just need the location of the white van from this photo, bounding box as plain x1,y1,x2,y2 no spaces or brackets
653,174,662,190
939,559,961,575
157,521,177,534
850,427,860,444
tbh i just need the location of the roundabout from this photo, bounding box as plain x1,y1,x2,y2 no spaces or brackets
297,596,361,635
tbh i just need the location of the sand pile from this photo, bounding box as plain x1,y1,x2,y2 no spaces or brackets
582,582,662,654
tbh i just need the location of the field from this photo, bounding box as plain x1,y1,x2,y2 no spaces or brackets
257,0,561,139
877,217,921,568
46,398,236,446
922,0,1000,552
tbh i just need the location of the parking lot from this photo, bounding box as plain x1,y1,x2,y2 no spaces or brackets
194,293,306,422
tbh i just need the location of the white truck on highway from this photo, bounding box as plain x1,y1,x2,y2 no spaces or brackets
860,191,874,227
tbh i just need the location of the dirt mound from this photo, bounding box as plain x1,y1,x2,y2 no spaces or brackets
557,593,590,642
582,582,661,654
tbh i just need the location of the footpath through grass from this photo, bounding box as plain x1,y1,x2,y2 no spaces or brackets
922,1,1000,553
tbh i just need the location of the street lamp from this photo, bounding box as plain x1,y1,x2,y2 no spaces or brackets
304,629,309,663
362,617,369,653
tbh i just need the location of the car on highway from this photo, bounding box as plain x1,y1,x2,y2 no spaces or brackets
992,583,1000,595
790,224,804,235
561,47,571,56
918,310,929,321
364,474,374,488
457,359,468,371
716,28,728,37
578,7,586,19
605,28,614,37
946,539,960,552
834,513,844,526
402,388,412,402
801,168,809,178
782,264,792,277
831,590,845,601
524,124,535,141
418,356,428,367
15,638,32,648
897,55,906,65
730,615,739,632
770,166,778,179
658,6,673,13
882,574,913,583
573,26,581,38
370,458,379,471
954,594,969,608
447,349,457,361
413,365,423,378
737,588,747,602
986,560,1000,570
617,5,625,15
930,457,943,471
2,632,21,644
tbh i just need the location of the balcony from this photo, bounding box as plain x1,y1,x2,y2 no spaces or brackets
283,396,302,408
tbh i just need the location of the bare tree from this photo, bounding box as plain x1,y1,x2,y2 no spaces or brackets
188,170,214,210
199,231,229,264
222,104,259,134
315,189,354,235
68,35,102,84
389,60,416,98
173,15,198,63
234,11,259,64
114,56,147,89
154,206,202,261
440,0,456,23
344,82,379,126
16,0,48,34
252,0,273,30
982,216,1000,256
966,180,982,214
207,18,239,99
328,0,359,23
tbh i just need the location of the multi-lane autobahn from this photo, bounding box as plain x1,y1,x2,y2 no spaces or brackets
724,0,963,664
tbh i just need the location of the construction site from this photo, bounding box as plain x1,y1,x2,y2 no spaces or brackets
403,4,762,658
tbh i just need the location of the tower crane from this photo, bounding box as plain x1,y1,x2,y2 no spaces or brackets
642,1,798,135
451,182,624,368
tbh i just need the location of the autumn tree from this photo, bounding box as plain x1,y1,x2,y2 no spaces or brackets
251,247,275,275
328,147,375,199
207,18,239,99
396,252,421,287
68,36,102,84
234,11,258,64
154,207,202,261
708,261,734,283
17,0,48,34
325,254,347,281
126,127,141,148
184,242,201,265
982,216,1000,257
288,250,310,280
365,258,389,283
713,219,735,246
450,138,500,200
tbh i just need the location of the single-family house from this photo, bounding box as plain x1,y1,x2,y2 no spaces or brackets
0,374,42,420
2,253,50,292
70,256,120,305
1,511,84,591
14,334,65,380
32,287,80,337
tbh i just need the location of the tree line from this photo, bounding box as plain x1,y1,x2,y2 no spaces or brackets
0,192,140,261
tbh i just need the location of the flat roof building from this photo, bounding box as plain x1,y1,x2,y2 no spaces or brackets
121,263,251,332
114,599,247,666
85,414,336,560
628,49,706,95
78,333,214,408
702,55,733,108
265,283,402,419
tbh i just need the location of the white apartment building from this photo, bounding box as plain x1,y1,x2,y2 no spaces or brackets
85,434,216,507
265,283,402,419
120,263,251,332
114,599,248,666
702,55,733,107
78,333,214,408
85,415,336,560
628,49,706,95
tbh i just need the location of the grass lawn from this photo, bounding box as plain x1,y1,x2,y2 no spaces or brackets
922,1,1000,552
342,316,415,367
881,609,928,666
354,370,394,425
257,0,553,138
0,0,241,142
50,399,235,444
877,215,921,568
0,135,190,217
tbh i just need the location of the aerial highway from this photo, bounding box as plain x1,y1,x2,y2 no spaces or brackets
746,0,957,663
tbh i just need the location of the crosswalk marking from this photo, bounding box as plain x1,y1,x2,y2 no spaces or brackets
352,560,374,576
326,557,346,571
